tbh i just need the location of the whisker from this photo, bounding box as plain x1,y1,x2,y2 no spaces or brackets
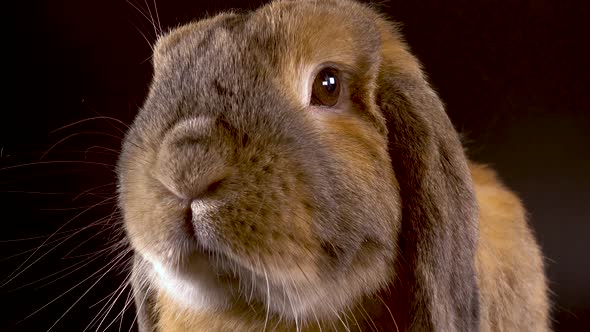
45,253,132,331
327,301,351,332
89,275,132,311
40,203,116,211
262,266,271,332
139,53,154,65
72,182,117,201
142,0,158,37
0,232,68,243
1,196,116,286
307,289,323,331
126,0,157,41
128,281,153,332
85,145,121,155
377,293,399,332
151,0,162,36
14,250,128,328
98,286,134,332
0,190,71,195
0,215,116,261
118,283,135,332
62,214,120,258
0,160,116,173
285,274,302,332
62,232,120,260
50,116,129,134
85,104,130,136
346,305,362,331
41,132,124,160
358,303,378,332
128,18,155,51
6,245,114,292
94,273,133,332
85,285,125,331
0,222,109,257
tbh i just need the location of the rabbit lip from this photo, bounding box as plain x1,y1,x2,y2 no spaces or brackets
182,198,225,250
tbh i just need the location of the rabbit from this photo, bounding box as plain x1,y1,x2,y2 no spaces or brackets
117,0,549,331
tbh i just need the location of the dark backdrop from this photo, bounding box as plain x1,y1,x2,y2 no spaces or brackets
1,0,588,331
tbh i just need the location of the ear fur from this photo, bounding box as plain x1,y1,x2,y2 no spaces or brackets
375,22,481,331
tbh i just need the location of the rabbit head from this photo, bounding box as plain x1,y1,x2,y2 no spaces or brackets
118,0,479,330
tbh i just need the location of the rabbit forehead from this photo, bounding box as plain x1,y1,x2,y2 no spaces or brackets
257,0,382,62
154,0,382,62
151,0,385,101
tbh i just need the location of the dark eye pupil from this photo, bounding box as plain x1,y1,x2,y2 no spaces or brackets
320,72,337,92
311,68,340,107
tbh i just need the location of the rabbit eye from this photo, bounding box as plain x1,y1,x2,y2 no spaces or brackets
311,68,340,107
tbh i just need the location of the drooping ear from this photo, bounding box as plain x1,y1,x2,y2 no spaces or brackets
374,21,480,331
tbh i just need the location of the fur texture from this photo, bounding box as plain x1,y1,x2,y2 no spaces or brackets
117,0,549,331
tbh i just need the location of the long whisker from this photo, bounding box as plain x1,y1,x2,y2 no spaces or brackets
0,222,111,259
377,293,399,332
118,282,136,332
85,103,130,136
45,253,132,331
358,303,378,332
41,132,124,160
0,190,71,195
346,305,362,331
6,243,115,292
129,19,155,50
0,160,116,173
1,196,116,286
128,281,152,332
151,0,162,35
262,266,271,332
14,250,128,327
62,212,120,258
326,301,351,332
285,274,301,332
50,116,129,134
126,0,157,40
94,273,133,332
72,182,117,201
40,203,115,211
85,145,121,155
142,0,158,37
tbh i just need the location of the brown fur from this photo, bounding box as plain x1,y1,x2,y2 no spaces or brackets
472,164,549,331
118,1,549,331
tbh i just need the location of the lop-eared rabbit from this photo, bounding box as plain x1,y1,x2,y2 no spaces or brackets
118,0,549,330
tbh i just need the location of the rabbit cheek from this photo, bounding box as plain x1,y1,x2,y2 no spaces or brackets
119,163,190,262
317,114,391,170
311,112,401,293
212,156,321,282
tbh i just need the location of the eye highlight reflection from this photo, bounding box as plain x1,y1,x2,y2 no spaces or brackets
311,68,340,107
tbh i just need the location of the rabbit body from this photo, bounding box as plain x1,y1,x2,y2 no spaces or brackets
118,1,549,331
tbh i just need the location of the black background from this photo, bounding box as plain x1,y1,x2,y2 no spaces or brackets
1,0,588,331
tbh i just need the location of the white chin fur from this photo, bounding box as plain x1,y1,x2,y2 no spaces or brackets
146,254,232,312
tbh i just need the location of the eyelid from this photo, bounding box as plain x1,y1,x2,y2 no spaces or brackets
309,62,352,83
307,65,350,110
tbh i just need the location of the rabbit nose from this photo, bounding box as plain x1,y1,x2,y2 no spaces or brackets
154,117,230,199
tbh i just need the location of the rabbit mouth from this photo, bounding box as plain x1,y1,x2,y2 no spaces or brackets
140,199,325,318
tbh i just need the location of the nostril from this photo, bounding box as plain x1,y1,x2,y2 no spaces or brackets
154,171,228,201
206,178,224,195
